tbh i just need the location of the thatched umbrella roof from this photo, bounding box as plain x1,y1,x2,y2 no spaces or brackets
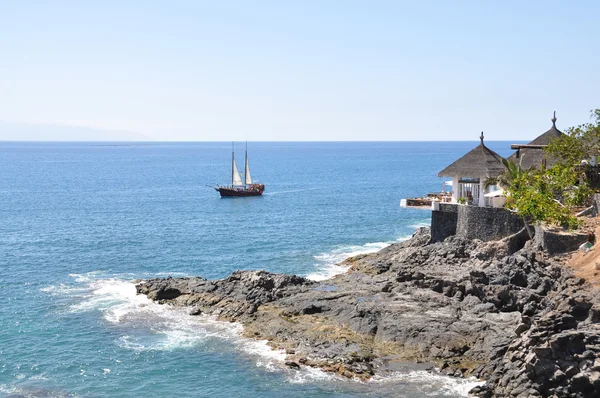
438,132,506,178
507,112,564,169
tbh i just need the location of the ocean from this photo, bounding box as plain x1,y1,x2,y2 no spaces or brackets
0,141,516,397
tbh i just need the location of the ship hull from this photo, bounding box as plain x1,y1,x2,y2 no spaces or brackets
216,185,264,197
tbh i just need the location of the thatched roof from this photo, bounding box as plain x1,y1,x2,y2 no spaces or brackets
438,133,506,178
507,112,564,169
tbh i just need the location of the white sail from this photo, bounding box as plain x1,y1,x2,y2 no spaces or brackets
232,155,243,186
244,152,253,185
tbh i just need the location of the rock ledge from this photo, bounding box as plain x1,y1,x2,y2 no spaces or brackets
137,227,600,397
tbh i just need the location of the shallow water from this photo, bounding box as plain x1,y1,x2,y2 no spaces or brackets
0,141,515,397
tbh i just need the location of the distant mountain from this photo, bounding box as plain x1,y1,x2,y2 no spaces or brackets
0,121,151,141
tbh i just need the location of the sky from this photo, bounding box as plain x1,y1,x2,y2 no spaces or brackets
1,1,599,141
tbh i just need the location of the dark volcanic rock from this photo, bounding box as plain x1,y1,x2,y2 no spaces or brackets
136,227,600,396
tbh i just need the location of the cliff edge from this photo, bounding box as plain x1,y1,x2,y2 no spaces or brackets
137,227,600,397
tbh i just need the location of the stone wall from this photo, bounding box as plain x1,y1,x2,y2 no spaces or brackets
431,203,458,242
593,193,600,217
431,203,524,242
457,205,524,242
532,225,589,255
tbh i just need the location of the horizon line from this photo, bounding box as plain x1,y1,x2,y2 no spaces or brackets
0,139,529,143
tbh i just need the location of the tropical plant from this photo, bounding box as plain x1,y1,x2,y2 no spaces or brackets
484,158,522,191
493,112,598,232
457,197,467,204
546,109,600,166
505,164,588,231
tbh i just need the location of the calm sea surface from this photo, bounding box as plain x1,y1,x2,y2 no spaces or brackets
0,141,517,397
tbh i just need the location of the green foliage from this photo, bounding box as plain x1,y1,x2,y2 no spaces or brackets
546,109,600,167
484,158,522,190
505,161,590,230
500,110,600,230
457,197,467,204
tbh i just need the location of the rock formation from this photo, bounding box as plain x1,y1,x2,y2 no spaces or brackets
137,227,600,397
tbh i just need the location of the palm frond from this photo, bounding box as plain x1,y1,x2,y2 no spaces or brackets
484,177,498,189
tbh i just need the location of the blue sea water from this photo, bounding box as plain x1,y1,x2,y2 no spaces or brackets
0,141,517,398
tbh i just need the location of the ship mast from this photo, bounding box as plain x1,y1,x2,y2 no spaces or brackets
231,142,244,187
244,141,253,186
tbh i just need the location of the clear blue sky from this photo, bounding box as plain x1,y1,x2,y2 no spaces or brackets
1,1,599,141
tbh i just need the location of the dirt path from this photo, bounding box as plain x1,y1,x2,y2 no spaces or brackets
567,217,600,285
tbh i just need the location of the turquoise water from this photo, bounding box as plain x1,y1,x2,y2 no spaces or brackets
0,142,515,397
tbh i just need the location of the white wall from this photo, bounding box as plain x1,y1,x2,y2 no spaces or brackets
452,176,459,203
478,178,485,207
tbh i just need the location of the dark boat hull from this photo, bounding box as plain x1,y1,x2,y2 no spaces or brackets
216,185,264,197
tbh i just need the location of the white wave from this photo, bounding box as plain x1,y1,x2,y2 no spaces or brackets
0,385,19,395
409,221,431,229
263,187,323,196
29,374,49,381
40,284,89,296
306,263,352,282
43,272,290,373
287,365,339,384
236,339,287,372
0,384,76,398
370,370,483,397
69,272,102,283
43,272,482,394
67,277,149,318
150,271,190,278
306,236,412,281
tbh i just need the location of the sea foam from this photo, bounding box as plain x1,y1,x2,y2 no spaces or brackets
42,271,479,396
370,370,483,397
306,236,412,281
44,272,290,373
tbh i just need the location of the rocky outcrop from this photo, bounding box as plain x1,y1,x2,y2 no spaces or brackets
532,225,589,255
136,226,600,397
593,194,600,217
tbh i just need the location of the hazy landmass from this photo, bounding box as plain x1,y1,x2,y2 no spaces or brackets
0,122,151,141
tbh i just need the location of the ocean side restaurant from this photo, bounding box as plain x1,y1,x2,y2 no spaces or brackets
400,113,567,209
437,132,505,207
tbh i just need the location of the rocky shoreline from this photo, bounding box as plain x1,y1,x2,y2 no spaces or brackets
136,227,600,397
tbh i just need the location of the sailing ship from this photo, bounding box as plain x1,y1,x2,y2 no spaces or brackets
215,142,265,197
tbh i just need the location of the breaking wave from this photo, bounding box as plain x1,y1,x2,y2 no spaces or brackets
370,370,483,396
42,273,288,372
305,236,412,281
39,271,480,396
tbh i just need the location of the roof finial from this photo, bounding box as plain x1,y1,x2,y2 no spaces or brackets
480,131,484,144
552,111,557,127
